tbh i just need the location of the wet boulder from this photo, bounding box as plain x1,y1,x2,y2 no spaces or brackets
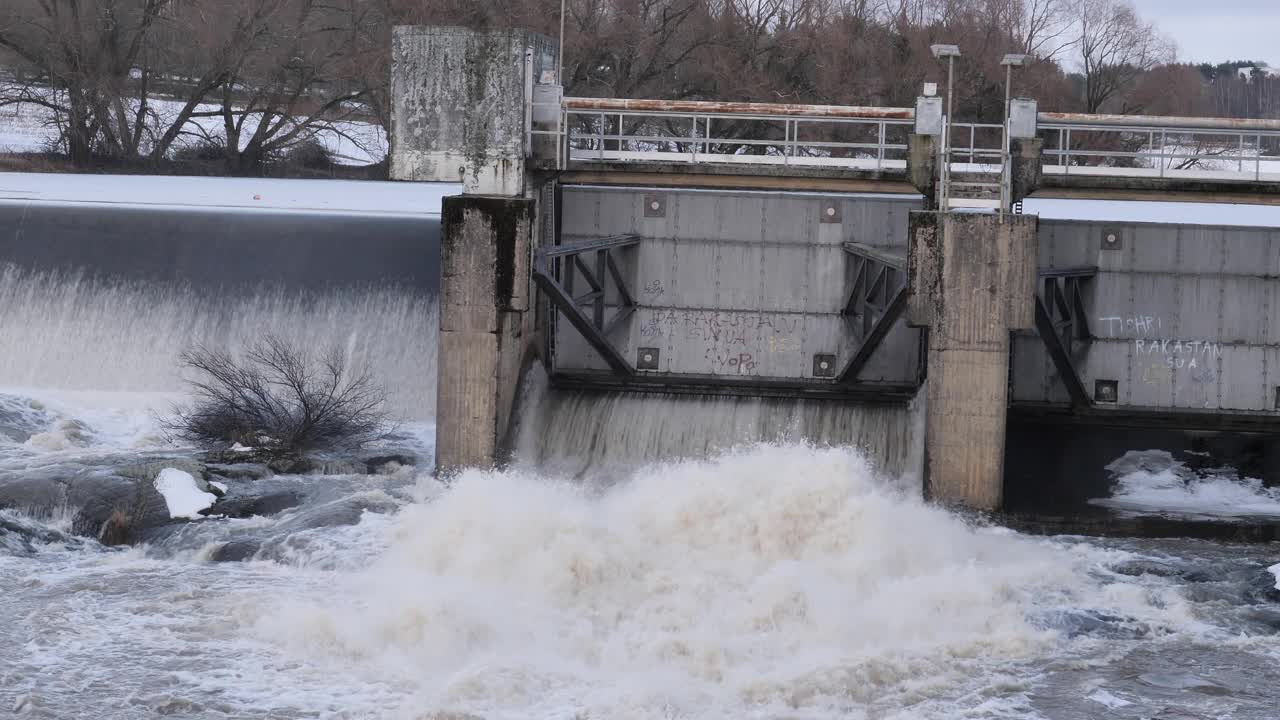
209,539,261,562
208,490,305,519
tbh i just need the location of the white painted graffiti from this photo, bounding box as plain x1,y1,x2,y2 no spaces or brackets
1135,338,1222,377
1098,315,1163,336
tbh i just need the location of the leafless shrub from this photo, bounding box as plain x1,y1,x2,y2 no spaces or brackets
167,335,391,454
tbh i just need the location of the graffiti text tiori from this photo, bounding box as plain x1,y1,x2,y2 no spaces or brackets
1098,315,1162,336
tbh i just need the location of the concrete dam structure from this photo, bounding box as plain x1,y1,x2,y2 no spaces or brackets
395,26,1280,512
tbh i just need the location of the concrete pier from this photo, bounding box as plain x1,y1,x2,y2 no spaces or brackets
391,26,558,473
908,213,1038,509
436,197,535,473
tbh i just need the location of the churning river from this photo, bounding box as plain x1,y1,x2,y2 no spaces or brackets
3,263,1280,720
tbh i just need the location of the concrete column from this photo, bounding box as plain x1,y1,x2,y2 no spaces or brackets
389,26,557,194
391,26,557,473
1010,137,1044,205
437,197,535,474
908,212,1038,509
907,134,939,210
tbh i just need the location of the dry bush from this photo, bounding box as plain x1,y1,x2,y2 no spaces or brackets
168,335,390,454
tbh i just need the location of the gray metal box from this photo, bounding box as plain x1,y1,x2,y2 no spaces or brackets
531,83,562,127
915,96,943,136
1008,98,1037,138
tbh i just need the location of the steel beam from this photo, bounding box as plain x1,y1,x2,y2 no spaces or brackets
534,235,640,376
838,243,910,384
1033,269,1095,409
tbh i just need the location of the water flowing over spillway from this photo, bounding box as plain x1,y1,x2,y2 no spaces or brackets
511,369,924,480
0,264,439,419
4,265,1280,719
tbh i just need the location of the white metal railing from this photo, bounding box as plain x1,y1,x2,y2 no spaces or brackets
560,98,915,171
546,97,1280,184
1039,118,1280,182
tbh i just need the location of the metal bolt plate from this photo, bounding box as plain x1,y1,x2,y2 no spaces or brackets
1094,379,1119,403
820,203,842,223
813,353,837,378
637,347,660,370
643,195,666,218
1101,227,1123,250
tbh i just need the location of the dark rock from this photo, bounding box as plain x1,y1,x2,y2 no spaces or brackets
363,454,418,474
205,463,272,481
209,540,261,562
208,491,304,519
98,510,134,547
1110,559,1183,579
267,456,317,475
115,459,208,487
70,475,172,544
200,448,280,466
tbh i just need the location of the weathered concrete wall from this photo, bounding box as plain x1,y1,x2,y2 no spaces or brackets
390,26,556,195
1013,220,1280,415
436,196,535,473
910,212,1038,509
553,186,924,384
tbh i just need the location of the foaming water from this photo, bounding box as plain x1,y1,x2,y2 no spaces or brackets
3,445,1278,718
0,264,437,419
1094,450,1280,518
239,445,1241,720
513,371,924,480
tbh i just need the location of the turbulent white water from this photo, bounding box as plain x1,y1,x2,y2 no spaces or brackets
5,439,1280,719
1095,450,1280,519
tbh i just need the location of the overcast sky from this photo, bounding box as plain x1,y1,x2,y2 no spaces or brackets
1130,0,1278,66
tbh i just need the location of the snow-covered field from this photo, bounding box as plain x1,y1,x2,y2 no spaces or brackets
0,89,386,165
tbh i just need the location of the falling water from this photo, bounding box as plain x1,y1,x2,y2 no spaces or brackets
0,263,438,419
511,368,924,481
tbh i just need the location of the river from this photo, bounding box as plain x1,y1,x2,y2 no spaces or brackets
2,264,1280,720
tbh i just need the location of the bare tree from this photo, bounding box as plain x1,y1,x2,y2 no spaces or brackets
168,336,391,454
0,0,236,165
1068,0,1172,113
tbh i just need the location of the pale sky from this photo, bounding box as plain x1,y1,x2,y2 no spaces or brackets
1131,0,1278,66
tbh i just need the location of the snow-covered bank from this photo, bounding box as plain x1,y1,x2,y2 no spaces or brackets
0,90,385,165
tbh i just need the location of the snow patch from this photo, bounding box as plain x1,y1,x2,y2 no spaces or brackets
1269,563,1280,591
229,443,254,452
210,481,228,493
154,468,216,520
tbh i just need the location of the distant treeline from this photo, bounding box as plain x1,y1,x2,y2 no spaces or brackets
0,0,1276,177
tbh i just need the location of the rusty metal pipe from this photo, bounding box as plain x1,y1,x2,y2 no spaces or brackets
1039,112,1280,132
564,97,915,121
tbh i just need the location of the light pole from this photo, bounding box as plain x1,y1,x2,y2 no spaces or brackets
559,0,567,83
930,44,960,211
1000,54,1029,219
